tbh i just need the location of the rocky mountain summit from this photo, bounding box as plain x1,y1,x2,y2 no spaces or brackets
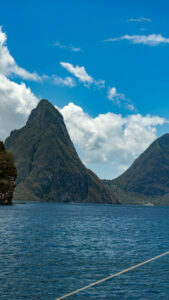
0,141,17,204
104,134,169,205
5,99,118,204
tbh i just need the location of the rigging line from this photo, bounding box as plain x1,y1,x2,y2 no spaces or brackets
56,250,169,299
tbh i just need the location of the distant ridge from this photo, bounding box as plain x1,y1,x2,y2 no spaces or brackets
5,99,118,204
104,134,169,205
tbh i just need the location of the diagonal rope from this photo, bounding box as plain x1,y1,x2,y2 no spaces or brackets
56,250,169,299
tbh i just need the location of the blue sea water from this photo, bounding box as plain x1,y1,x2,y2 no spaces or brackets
0,203,169,300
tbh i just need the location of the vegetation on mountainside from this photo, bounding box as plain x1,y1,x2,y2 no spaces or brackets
0,141,17,204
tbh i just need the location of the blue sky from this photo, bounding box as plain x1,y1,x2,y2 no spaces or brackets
1,0,169,178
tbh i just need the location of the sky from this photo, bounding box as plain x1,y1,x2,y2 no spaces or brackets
1,0,169,179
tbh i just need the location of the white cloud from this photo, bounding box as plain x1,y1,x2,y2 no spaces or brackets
59,102,167,178
0,26,39,140
107,86,135,110
60,62,105,88
104,34,169,46
0,27,7,45
94,79,105,89
0,74,38,140
128,17,152,23
107,87,125,101
107,87,116,99
71,47,82,52
125,103,135,111
60,62,93,84
0,26,41,80
55,41,66,49
52,75,76,87
55,41,82,52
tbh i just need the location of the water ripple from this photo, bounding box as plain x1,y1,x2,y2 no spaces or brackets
0,203,169,299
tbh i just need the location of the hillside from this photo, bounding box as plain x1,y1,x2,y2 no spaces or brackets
104,134,169,205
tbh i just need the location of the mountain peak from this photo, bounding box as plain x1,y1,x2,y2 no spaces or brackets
36,99,55,110
27,99,63,129
5,99,117,204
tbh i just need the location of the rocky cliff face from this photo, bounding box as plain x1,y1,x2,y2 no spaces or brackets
104,134,169,205
5,99,118,204
0,142,17,204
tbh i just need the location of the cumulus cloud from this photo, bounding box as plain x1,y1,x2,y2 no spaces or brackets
52,75,76,87
0,26,39,140
0,26,41,80
104,34,169,46
0,74,38,140
128,17,152,23
59,102,167,177
55,41,82,52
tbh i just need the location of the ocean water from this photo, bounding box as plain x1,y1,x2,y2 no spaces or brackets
0,203,169,300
